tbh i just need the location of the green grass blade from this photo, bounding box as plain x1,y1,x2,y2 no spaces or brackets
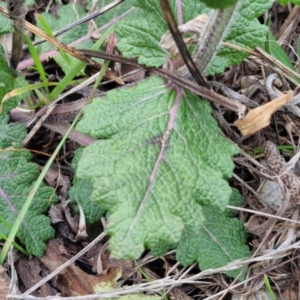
264,275,276,300
23,34,49,95
37,13,74,67
49,26,114,101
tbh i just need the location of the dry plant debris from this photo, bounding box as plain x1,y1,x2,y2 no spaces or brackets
2,1,300,300
263,140,300,202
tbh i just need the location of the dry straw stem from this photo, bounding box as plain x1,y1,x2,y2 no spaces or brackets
235,91,293,135
6,239,300,300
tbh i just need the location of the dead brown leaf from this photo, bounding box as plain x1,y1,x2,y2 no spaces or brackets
235,91,293,135
16,257,56,296
40,239,121,296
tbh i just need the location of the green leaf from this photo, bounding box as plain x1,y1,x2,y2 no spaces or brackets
0,14,13,35
115,0,209,67
277,0,300,4
0,45,15,103
0,45,28,113
0,114,26,148
264,31,295,71
87,0,136,28
69,149,105,224
115,0,272,72
75,76,238,259
176,188,250,279
205,0,273,75
197,0,238,8
115,9,167,67
0,115,57,256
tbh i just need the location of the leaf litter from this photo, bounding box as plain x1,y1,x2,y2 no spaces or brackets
1,0,300,299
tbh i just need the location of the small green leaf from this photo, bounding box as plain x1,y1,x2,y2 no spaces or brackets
205,0,273,75
0,115,57,256
115,9,168,67
176,188,250,279
75,76,238,259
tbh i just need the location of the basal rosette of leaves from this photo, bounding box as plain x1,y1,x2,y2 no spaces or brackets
68,0,278,277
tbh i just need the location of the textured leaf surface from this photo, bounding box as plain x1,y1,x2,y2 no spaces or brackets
86,0,135,28
69,149,105,223
0,115,57,256
115,0,209,67
0,46,28,113
0,14,13,35
205,0,272,75
0,45,15,106
115,0,272,73
75,76,238,259
176,188,250,278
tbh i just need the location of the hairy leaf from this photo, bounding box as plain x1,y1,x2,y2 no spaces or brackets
69,148,105,223
0,46,28,113
0,115,57,256
115,0,209,67
115,0,272,74
75,76,239,259
205,0,273,75
176,188,250,279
